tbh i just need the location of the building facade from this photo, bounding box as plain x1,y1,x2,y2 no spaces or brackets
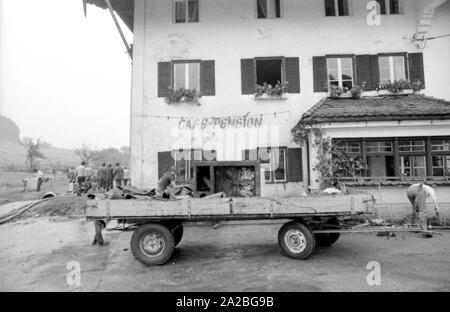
90,0,450,195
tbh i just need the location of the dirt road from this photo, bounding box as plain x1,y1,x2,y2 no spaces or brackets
0,218,449,292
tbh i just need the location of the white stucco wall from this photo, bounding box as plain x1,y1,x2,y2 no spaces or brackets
130,0,450,192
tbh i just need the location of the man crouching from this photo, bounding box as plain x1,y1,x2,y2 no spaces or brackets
406,183,441,234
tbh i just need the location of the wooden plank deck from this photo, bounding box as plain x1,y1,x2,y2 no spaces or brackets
85,194,375,221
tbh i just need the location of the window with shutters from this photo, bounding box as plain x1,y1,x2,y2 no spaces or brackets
325,0,350,16
173,62,200,91
250,147,287,183
378,55,406,84
174,0,199,23
256,58,284,86
173,150,203,181
327,57,354,90
376,0,402,15
256,0,282,19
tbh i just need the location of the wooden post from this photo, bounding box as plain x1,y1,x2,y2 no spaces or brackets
394,138,400,176
426,137,433,177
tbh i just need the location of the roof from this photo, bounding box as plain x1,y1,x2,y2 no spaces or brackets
299,95,450,124
87,0,134,32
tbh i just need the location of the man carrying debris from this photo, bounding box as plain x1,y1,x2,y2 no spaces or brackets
155,167,179,199
406,183,441,233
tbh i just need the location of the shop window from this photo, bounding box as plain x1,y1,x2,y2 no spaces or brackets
174,0,199,23
376,0,401,15
378,55,406,84
400,155,426,177
256,58,283,86
432,155,450,176
325,0,350,16
173,62,200,91
327,57,353,91
431,139,450,151
256,0,282,19
399,140,425,152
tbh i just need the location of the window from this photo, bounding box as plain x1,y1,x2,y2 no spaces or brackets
256,58,283,86
432,155,450,176
327,57,353,90
337,141,361,154
431,139,450,151
400,156,426,177
174,0,199,23
367,141,393,153
245,147,287,183
173,150,202,181
378,55,406,84
325,0,350,16
173,62,200,91
399,140,425,152
257,0,282,19
376,0,401,15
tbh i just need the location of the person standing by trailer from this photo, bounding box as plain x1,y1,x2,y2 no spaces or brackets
123,166,130,186
33,169,45,192
106,163,114,191
113,163,124,187
406,183,441,234
97,163,107,190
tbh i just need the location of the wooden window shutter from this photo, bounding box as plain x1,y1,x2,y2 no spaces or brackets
355,54,372,90
241,59,256,94
285,57,300,93
312,56,328,92
158,62,172,97
243,149,258,161
287,148,302,182
200,60,216,96
157,151,173,179
408,52,425,87
369,55,379,90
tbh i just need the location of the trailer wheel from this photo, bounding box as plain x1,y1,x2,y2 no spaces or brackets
315,233,340,247
172,224,184,247
130,223,175,266
278,221,316,260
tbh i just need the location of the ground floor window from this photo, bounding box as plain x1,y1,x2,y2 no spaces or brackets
334,136,450,181
244,147,287,183
172,150,215,182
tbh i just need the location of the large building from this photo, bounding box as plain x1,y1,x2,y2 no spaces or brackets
89,0,450,197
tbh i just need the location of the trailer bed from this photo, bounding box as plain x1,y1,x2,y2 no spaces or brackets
85,193,375,221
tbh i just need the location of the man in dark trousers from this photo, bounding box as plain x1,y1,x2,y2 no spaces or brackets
113,163,124,187
106,163,114,191
92,220,109,246
97,163,107,190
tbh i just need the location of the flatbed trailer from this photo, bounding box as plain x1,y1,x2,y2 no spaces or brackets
85,193,443,266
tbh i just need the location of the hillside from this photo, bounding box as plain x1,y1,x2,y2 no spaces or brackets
0,141,79,171
0,115,20,143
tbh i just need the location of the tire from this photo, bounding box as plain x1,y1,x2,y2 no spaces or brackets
278,221,316,260
130,223,175,266
315,233,340,247
172,224,184,247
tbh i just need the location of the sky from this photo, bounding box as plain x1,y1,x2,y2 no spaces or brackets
0,0,133,150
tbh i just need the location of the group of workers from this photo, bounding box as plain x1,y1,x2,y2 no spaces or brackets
68,161,131,195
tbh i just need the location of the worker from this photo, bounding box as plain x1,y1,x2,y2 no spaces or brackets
97,163,107,190
113,163,124,187
106,163,114,191
123,166,131,186
74,161,88,195
33,169,45,192
155,167,179,199
406,183,441,232
67,167,76,193
92,220,109,246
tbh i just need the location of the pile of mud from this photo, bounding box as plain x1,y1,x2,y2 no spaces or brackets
16,195,86,220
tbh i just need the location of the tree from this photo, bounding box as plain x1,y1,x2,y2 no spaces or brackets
75,144,95,165
22,138,46,170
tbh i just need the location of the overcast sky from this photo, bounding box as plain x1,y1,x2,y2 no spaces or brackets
0,0,132,150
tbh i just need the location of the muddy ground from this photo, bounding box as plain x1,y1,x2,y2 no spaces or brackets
0,218,449,292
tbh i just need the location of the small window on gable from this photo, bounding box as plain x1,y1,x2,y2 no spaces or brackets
326,57,354,90
376,0,402,15
257,0,282,19
175,0,199,23
173,62,200,91
378,55,406,84
256,58,283,86
325,0,350,16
